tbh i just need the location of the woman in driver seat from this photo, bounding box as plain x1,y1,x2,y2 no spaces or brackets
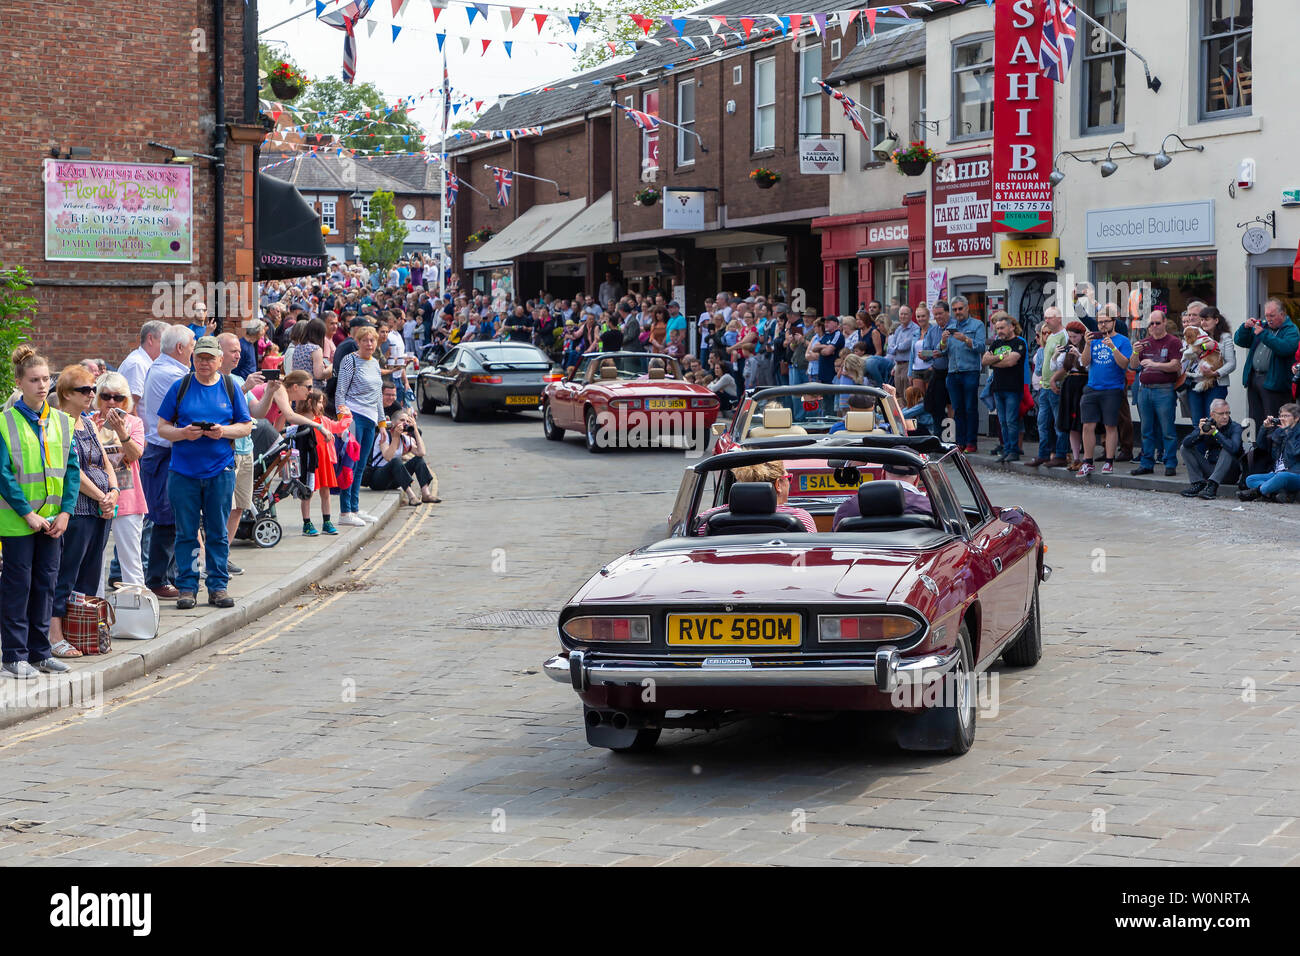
695,461,817,533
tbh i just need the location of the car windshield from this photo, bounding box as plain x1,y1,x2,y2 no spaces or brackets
736,389,903,440
581,354,683,382
681,455,942,537
477,346,548,367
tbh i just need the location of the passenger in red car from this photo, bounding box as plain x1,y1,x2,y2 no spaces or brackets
832,469,933,530
696,461,817,533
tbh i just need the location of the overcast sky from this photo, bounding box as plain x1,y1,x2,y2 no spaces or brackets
257,0,622,142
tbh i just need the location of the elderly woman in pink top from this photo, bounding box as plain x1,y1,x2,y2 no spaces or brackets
94,372,146,588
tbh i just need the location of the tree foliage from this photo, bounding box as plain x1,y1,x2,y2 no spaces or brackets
358,191,408,273
258,42,426,153
570,0,696,71
0,265,36,397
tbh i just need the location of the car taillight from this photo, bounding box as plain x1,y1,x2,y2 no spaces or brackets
818,615,921,642
469,374,503,384
609,398,642,409
542,372,563,382
562,616,651,643
690,397,718,409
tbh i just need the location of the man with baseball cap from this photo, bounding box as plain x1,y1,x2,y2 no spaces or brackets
154,336,253,610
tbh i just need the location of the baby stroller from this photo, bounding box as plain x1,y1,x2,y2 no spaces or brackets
234,421,313,548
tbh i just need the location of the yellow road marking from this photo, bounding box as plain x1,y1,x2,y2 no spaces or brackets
0,504,430,748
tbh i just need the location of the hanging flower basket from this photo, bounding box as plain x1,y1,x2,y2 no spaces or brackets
633,187,660,207
466,227,493,246
268,63,307,101
890,142,940,177
750,167,781,189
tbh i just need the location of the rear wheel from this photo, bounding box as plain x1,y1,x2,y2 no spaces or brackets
897,623,976,755
449,387,469,422
543,401,565,441
252,518,281,549
1002,581,1042,667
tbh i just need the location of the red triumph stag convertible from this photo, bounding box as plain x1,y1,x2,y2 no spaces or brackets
542,352,720,452
543,436,1048,754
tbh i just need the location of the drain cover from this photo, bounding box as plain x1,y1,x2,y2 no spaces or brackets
464,609,558,629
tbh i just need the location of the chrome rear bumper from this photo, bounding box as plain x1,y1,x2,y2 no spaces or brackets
543,646,961,693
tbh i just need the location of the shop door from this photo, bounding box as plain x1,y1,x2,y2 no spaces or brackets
1009,271,1053,341
1256,265,1300,321
837,260,858,317
721,270,753,299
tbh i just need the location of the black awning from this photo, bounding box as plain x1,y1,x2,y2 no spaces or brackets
255,172,329,279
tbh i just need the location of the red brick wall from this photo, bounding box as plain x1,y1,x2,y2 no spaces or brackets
3,1,253,368
615,41,831,239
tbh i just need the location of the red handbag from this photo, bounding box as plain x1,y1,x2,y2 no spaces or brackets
64,592,114,655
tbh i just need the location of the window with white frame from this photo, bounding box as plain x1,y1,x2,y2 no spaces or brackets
361,195,372,223
799,46,822,135
642,88,660,173
1081,0,1126,133
754,57,776,151
677,79,696,165
917,69,927,131
733,65,742,85
831,38,841,60
320,198,336,233
869,82,887,149
1200,0,1252,117
951,35,994,138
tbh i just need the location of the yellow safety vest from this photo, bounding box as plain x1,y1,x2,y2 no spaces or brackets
0,404,71,536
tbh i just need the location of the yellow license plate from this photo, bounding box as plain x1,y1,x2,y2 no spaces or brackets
797,472,873,493
666,614,801,646
647,398,686,410
505,395,538,405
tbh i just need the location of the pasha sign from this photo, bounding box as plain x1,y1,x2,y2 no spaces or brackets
44,160,193,262
662,188,705,231
991,0,1053,233
932,154,993,260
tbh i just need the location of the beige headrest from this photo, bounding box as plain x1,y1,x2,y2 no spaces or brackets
600,365,619,379
844,410,875,432
648,366,665,379
762,406,793,429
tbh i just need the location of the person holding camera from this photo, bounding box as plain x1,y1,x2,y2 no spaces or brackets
1076,311,1132,476
1179,400,1244,499
1238,404,1300,502
1129,310,1183,477
155,336,253,610
366,409,439,505
1234,299,1299,427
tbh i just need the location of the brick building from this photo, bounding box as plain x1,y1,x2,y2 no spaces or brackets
2,0,260,367
260,152,444,263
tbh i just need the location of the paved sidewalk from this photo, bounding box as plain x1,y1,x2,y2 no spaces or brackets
967,449,1240,497
0,488,402,730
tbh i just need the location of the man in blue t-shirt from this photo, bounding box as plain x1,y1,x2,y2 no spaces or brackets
1077,311,1132,476
156,336,253,610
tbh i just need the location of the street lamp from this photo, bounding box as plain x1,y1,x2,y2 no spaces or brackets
1153,133,1205,171
1099,142,1154,178
1048,150,1100,187
349,190,364,261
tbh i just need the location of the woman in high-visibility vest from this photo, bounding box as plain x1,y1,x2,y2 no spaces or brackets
0,345,81,679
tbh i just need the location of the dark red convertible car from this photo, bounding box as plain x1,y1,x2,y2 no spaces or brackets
542,352,720,452
543,436,1048,754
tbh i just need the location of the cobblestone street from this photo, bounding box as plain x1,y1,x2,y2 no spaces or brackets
2,411,1298,866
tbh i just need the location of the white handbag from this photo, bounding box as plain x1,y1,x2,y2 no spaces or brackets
107,584,160,641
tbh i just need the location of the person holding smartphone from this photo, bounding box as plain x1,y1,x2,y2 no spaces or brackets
1077,311,1132,476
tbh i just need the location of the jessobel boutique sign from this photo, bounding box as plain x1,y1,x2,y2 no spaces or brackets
44,160,193,263
992,0,1053,234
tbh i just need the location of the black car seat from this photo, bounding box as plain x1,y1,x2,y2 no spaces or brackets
836,481,935,532
705,482,806,535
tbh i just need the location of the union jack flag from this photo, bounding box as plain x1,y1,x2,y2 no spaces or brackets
621,107,660,132
1039,0,1077,83
816,80,871,142
446,172,458,209
492,166,512,205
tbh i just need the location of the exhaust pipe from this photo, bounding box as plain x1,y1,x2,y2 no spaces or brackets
585,709,603,728
610,712,629,730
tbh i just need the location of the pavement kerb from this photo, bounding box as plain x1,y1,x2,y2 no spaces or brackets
0,491,402,731
966,451,1195,494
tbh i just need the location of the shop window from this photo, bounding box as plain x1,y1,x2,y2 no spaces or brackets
1201,0,1252,118
1081,0,1126,134
951,35,993,140
1092,254,1217,321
